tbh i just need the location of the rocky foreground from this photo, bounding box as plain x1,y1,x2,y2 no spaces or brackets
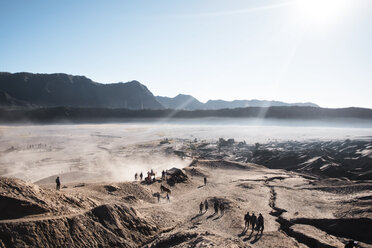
0,155,371,247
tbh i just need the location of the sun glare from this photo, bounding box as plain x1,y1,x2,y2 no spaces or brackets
294,0,355,29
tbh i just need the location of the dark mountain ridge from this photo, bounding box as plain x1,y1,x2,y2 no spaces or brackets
0,72,318,110
0,72,164,109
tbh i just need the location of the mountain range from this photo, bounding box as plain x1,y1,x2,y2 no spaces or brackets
156,94,318,110
0,72,318,110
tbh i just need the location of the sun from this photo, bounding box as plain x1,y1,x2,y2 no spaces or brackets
294,0,355,29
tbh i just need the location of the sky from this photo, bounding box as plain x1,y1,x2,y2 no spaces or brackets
0,0,371,108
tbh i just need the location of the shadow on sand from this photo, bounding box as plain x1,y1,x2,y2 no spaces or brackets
250,232,263,244
190,211,206,221
207,212,217,219
242,230,255,242
240,228,263,243
212,211,224,221
238,227,248,237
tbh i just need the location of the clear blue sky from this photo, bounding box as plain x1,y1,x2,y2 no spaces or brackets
1,0,371,108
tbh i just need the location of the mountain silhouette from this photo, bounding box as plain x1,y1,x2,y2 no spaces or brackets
0,72,319,110
0,72,163,109
204,99,319,109
156,94,204,110
156,95,318,110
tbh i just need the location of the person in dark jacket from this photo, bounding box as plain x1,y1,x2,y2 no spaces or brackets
257,213,264,234
220,203,225,215
204,199,209,212
244,212,251,230
56,176,61,190
199,202,204,213
251,213,257,231
214,201,219,214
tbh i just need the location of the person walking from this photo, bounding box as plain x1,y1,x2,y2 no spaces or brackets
166,193,170,202
204,177,207,185
56,176,61,190
214,201,219,214
204,199,209,212
220,203,225,215
257,213,264,234
244,212,251,230
140,172,143,181
199,202,204,213
251,213,257,232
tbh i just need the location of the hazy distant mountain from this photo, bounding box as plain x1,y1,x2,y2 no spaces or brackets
0,72,163,109
204,99,319,109
156,94,204,110
156,95,318,110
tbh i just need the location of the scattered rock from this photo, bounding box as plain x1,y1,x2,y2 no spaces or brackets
104,185,120,192
166,168,188,186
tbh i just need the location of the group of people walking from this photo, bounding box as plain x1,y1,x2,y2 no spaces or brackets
134,172,143,181
54,170,267,243
199,199,208,213
244,211,264,235
199,199,225,216
135,170,168,183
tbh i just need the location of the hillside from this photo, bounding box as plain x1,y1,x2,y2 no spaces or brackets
0,72,163,110
0,90,31,108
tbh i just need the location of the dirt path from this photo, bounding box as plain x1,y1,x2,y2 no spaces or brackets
136,162,310,247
